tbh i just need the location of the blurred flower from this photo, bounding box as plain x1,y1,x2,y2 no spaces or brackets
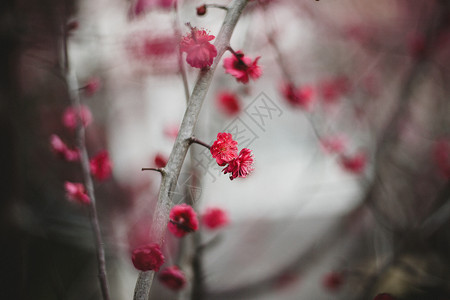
62,105,92,130
168,204,199,237
158,266,186,290
339,151,367,174
64,181,90,205
196,5,207,16
50,134,80,162
154,153,168,168
433,139,450,178
216,91,241,116
201,207,229,230
223,51,262,84
131,243,165,271
180,28,217,69
132,0,175,16
90,150,113,181
83,77,101,96
322,271,344,292
210,132,238,166
223,148,254,180
319,76,350,104
320,135,347,154
280,82,314,110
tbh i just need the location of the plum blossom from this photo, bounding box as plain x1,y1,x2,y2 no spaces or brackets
222,148,254,180
50,134,80,162
216,91,241,116
131,243,165,271
64,181,90,205
62,105,92,130
180,28,217,69
322,271,344,292
210,133,238,166
168,204,199,238
90,150,113,181
223,50,262,84
154,153,168,168
339,151,367,174
158,266,186,290
280,82,314,110
201,207,229,230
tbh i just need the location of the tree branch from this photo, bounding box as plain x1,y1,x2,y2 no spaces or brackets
133,1,249,299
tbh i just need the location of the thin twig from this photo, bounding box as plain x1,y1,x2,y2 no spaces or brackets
133,1,250,299
189,137,211,149
63,27,111,300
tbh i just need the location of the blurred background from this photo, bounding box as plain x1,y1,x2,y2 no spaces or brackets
1,0,450,299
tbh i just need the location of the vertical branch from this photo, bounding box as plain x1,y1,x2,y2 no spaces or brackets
133,1,249,299
63,30,111,300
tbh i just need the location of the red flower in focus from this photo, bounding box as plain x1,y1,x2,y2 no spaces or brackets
433,139,450,178
90,150,113,181
158,266,186,291
62,105,92,130
50,134,80,162
280,82,314,110
222,148,254,180
64,181,90,205
168,204,199,238
180,28,217,69
83,77,101,96
339,151,367,174
223,51,262,84
131,243,165,272
154,153,168,168
373,293,395,300
322,271,344,292
202,207,229,230
320,135,347,154
210,132,238,166
216,91,241,116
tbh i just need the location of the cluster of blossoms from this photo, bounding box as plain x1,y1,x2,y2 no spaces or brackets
210,132,254,180
49,79,111,205
131,243,187,290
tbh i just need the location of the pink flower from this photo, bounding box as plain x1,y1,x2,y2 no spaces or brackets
433,139,450,178
320,135,347,154
50,134,80,162
154,153,168,168
132,0,175,16
373,294,396,300
201,207,229,230
222,148,254,180
90,150,113,181
168,204,199,238
339,151,367,174
180,28,217,69
163,123,179,140
131,243,165,271
62,105,92,130
216,91,241,116
83,77,101,96
223,51,262,84
280,82,314,110
64,181,90,205
210,133,238,166
196,5,207,16
322,271,344,292
158,266,186,290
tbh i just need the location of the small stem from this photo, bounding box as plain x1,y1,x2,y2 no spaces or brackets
206,4,228,11
226,46,249,68
141,167,166,175
189,137,211,149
